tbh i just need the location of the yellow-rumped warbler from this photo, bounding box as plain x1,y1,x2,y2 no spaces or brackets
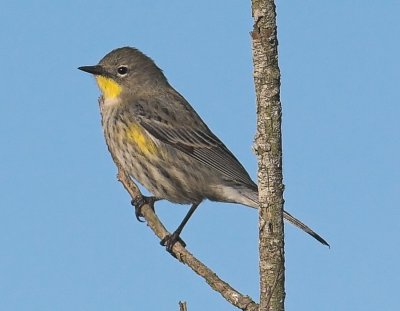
79,47,328,251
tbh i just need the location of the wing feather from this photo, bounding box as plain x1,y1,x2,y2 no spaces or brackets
128,91,256,188
138,113,255,188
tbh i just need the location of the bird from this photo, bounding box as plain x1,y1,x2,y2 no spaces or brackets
78,46,329,252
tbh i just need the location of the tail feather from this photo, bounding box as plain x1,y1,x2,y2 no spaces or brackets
283,210,330,247
230,188,330,247
239,189,329,247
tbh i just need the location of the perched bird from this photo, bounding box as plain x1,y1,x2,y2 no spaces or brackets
79,47,329,251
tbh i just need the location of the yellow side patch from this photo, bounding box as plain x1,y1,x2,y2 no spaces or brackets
126,123,157,155
96,76,122,99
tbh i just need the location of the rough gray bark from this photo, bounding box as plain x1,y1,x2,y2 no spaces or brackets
251,1,286,310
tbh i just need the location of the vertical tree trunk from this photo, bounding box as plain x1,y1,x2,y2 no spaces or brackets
251,1,285,310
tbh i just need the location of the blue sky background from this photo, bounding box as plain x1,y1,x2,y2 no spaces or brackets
1,1,399,310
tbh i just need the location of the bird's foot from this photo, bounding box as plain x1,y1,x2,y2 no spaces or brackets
160,231,186,254
131,196,159,222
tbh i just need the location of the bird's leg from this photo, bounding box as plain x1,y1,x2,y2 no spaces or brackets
161,202,200,253
131,196,161,222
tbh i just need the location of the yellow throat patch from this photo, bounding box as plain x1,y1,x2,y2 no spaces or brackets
96,76,122,99
126,123,157,156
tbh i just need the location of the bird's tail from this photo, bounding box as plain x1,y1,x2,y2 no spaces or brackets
283,210,329,247
240,188,330,247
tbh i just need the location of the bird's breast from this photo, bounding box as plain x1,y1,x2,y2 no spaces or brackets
102,109,158,158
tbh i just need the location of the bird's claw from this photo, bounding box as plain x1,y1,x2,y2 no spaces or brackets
160,232,186,254
131,196,157,222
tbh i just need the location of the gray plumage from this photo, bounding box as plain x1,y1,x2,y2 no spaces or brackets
79,47,329,247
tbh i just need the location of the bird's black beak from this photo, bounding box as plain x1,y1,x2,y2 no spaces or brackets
78,65,105,76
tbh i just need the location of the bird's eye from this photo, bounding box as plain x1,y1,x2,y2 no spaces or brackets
117,66,128,75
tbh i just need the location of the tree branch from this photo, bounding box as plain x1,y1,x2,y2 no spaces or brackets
251,1,286,310
179,301,187,311
117,165,258,311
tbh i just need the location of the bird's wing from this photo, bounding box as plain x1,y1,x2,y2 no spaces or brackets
134,95,256,188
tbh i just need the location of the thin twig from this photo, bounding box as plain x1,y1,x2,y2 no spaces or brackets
116,165,258,311
179,301,187,311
